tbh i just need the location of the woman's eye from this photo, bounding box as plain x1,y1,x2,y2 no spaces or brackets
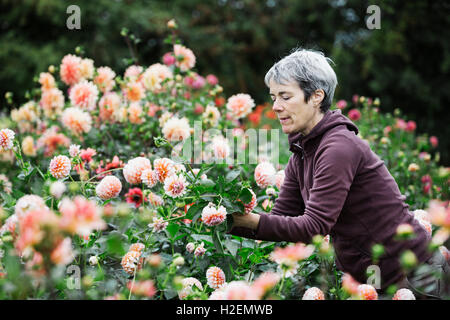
282,96,290,100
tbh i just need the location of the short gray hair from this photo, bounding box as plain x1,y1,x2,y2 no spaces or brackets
264,48,337,112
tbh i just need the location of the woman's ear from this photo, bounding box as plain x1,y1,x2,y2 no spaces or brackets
312,89,325,108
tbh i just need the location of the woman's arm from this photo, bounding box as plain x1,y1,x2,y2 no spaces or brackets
229,155,305,238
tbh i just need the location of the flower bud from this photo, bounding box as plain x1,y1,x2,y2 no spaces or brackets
172,256,185,266
89,256,99,266
400,250,417,270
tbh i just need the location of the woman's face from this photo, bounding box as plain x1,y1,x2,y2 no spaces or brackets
269,79,323,135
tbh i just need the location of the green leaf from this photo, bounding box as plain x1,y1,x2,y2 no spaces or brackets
224,238,240,256
212,229,224,254
226,169,241,182
239,188,252,203
191,234,213,243
199,179,216,188
166,222,180,238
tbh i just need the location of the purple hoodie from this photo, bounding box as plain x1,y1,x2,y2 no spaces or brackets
231,109,432,289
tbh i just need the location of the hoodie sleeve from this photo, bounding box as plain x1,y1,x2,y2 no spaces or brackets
256,134,362,243
228,155,305,239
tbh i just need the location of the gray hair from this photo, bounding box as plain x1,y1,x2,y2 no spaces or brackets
264,47,338,112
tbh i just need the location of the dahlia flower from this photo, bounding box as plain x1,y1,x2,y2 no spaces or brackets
69,80,99,111
50,237,75,266
125,187,145,208
124,81,145,102
89,256,99,266
141,63,173,92
127,280,156,298
239,189,257,215
59,196,106,237
149,217,168,232
79,58,95,79
41,88,64,118
0,128,15,152
194,242,206,257
186,242,195,253
356,284,378,300
173,44,196,72
270,242,315,269
99,92,121,122
164,174,189,198
128,102,144,124
393,288,415,300
141,168,158,187
201,203,227,227
275,170,285,189
178,277,203,300
348,109,361,121
427,200,450,230
226,93,255,119
129,243,145,253
49,155,71,179
39,72,56,91
341,273,360,295
147,192,164,207
21,136,36,156
69,144,81,158
94,66,116,92
60,54,82,85
255,161,276,188
162,117,191,142
211,136,230,160
15,194,47,217
0,174,12,194
206,266,226,289
121,250,143,275
203,104,221,127
222,281,259,300
302,287,325,300
96,175,122,200
50,181,66,199
123,157,152,184
61,107,92,135
124,65,143,80
251,272,280,298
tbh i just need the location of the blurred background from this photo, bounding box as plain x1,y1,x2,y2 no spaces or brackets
0,0,449,164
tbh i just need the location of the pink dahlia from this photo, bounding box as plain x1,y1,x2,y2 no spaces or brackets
206,266,226,289
123,157,152,184
141,168,158,187
201,203,227,226
69,80,99,111
121,250,143,275
147,192,164,207
0,128,15,151
356,284,378,300
393,288,415,300
162,117,191,142
129,242,145,253
178,277,203,300
348,108,361,121
164,174,189,198
173,44,196,72
127,280,156,298
40,88,64,118
50,237,75,266
49,155,71,179
226,93,255,119
59,196,106,237
302,287,325,300
153,158,175,183
255,161,276,188
61,107,92,135
99,92,121,122
94,66,116,92
124,65,143,80
149,217,168,232
270,242,315,268
96,175,122,200
194,242,206,257
39,72,56,91
60,54,82,85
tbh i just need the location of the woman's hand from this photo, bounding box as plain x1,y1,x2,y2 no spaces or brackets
232,212,260,230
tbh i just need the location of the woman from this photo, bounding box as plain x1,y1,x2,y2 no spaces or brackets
230,48,448,298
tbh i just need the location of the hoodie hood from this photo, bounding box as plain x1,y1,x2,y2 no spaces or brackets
288,109,358,155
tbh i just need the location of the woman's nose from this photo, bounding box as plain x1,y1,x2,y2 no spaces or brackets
272,100,284,112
